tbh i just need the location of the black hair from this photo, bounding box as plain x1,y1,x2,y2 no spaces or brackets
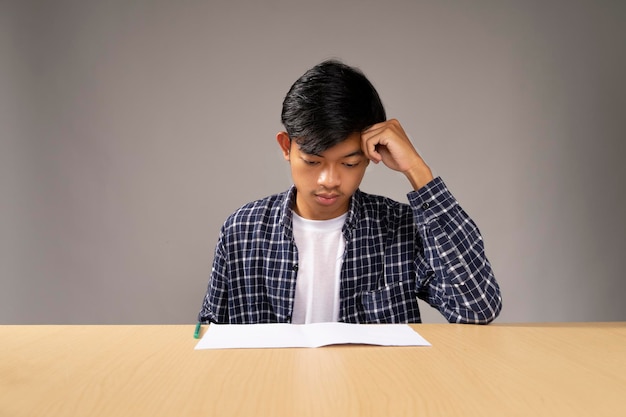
280,59,386,155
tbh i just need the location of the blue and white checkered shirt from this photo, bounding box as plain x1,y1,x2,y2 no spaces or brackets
198,177,502,324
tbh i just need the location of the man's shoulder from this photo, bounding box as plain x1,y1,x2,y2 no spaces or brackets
356,189,411,214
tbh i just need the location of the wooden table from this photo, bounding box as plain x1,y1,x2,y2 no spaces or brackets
1,323,625,417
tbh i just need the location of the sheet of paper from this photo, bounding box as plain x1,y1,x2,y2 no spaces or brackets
194,322,431,350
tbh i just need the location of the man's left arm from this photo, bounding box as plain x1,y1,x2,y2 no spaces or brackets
362,120,502,323
409,178,502,323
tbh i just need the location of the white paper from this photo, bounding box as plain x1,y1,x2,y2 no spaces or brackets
194,322,431,350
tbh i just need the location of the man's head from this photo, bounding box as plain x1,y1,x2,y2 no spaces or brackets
280,59,386,155
277,60,386,220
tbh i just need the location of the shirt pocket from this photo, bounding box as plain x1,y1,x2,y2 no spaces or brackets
360,280,420,323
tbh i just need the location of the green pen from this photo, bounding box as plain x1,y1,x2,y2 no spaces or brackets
193,322,202,339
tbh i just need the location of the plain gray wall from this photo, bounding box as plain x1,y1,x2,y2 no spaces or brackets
1,0,625,324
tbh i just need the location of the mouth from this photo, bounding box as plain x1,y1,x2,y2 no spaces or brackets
315,193,340,205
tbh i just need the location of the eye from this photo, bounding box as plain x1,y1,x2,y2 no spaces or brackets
343,161,361,168
302,158,320,166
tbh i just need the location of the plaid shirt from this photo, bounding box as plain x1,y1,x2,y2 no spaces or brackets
198,177,502,324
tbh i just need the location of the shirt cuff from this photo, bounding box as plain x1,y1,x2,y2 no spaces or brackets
406,176,458,223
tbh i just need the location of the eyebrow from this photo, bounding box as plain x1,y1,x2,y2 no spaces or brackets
343,150,365,158
307,149,365,158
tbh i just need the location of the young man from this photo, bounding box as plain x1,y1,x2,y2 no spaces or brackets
198,60,502,325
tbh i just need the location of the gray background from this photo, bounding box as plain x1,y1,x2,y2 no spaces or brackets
2,0,625,324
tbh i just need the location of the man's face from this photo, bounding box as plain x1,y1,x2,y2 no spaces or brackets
277,132,369,220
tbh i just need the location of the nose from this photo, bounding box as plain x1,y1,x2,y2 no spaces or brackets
318,164,340,188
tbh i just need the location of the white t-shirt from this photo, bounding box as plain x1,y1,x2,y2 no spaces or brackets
291,211,347,324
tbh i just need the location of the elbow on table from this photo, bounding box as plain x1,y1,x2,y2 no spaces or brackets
449,296,503,325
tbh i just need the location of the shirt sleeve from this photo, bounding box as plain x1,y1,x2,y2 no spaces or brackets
197,229,229,324
407,177,502,324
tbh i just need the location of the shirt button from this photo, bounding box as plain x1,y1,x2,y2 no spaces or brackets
292,264,299,272
421,202,430,210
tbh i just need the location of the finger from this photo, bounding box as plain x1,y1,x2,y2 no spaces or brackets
362,121,388,138
361,120,404,163
361,133,382,163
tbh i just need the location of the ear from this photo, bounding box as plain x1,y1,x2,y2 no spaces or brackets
276,131,291,161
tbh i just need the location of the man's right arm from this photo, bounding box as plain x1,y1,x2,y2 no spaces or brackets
198,234,229,324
